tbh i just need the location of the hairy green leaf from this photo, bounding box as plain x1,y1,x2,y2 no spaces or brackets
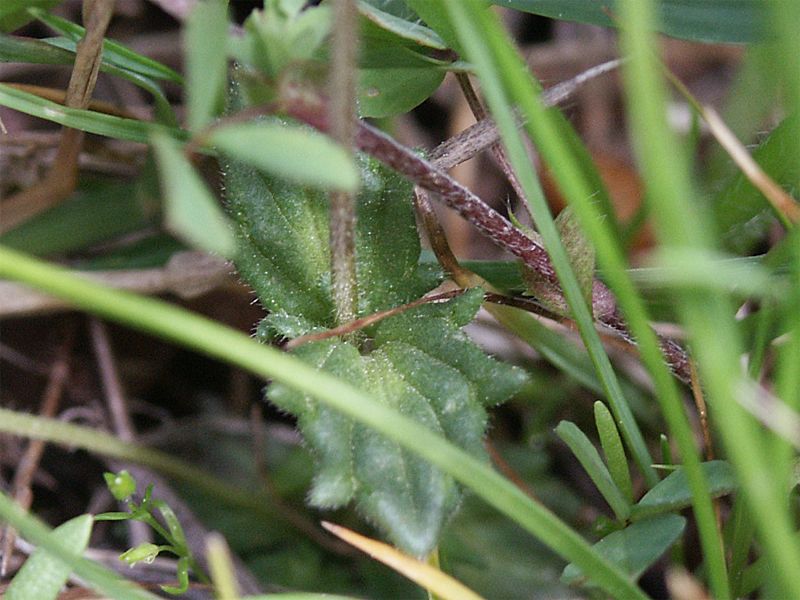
226,156,526,556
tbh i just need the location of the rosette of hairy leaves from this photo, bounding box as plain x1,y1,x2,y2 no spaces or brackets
225,155,526,555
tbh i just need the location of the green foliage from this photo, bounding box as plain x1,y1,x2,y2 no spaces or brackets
594,401,634,504
561,514,686,585
715,114,800,254
96,471,204,595
152,133,236,258
3,0,800,597
5,515,93,600
555,420,631,521
185,0,229,131
492,0,768,43
211,122,360,192
227,155,525,555
633,460,736,519
357,1,456,117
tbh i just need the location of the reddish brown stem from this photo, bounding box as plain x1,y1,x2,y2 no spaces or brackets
281,87,692,383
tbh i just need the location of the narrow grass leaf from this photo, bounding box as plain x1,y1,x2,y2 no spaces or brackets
556,421,630,521
6,515,92,600
211,122,359,191
29,8,183,83
185,0,229,131
0,32,73,64
594,401,633,504
206,533,239,600
0,82,182,142
0,246,647,600
152,133,235,258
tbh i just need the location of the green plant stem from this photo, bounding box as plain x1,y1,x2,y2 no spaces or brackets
437,2,731,597
0,245,645,600
0,492,158,600
617,0,800,597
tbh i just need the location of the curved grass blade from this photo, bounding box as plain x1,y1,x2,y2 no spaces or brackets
0,82,184,143
0,245,647,600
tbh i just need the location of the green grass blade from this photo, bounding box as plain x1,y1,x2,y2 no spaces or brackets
0,82,183,143
0,493,158,600
0,245,646,600
29,8,183,83
437,0,657,489
436,3,731,596
617,0,800,596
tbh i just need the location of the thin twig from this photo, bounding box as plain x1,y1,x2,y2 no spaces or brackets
454,72,532,208
90,318,136,442
0,330,74,576
430,59,623,170
0,0,116,233
327,0,360,326
286,290,467,349
90,317,151,547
